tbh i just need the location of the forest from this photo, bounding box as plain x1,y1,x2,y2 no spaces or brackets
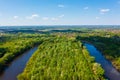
76,29,120,71
0,33,44,72
17,36,104,80
0,26,120,80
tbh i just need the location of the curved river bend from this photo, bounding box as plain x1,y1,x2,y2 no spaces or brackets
85,43,120,80
0,44,120,80
0,46,38,80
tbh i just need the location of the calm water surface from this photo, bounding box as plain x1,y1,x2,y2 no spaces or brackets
85,43,120,80
0,44,120,80
0,46,38,80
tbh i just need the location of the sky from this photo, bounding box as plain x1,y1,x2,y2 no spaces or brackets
0,0,120,25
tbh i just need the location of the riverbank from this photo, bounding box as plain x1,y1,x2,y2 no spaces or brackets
76,35,120,72
85,43,120,80
18,37,105,80
84,40,120,72
0,36,42,73
0,46,38,80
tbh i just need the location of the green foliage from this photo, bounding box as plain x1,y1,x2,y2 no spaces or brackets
0,33,44,72
18,37,104,80
76,30,120,71
92,63,104,77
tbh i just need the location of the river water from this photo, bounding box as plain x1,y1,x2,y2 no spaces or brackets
0,46,38,80
85,43,120,80
0,44,120,80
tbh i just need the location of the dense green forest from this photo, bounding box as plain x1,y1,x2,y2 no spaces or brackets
0,26,120,80
0,33,44,72
76,29,120,71
18,36,104,80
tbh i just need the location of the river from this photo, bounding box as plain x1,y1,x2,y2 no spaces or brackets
0,44,120,80
0,46,38,80
85,43,120,80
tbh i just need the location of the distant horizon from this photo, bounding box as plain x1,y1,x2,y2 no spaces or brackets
0,24,120,27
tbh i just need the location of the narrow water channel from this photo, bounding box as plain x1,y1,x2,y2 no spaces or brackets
84,43,120,80
0,46,38,80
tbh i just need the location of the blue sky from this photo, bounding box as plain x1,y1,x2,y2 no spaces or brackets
0,0,120,25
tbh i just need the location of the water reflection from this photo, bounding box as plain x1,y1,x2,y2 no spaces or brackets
0,46,38,80
85,43,120,80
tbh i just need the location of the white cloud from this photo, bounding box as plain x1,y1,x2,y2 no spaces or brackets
42,17,49,20
50,14,65,21
41,14,64,21
100,9,110,14
59,14,64,18
51,17,58,21
58,4,65,8
26,14,39,19
13,16,18,19
31,14,39,17
84,7,89,10
96,17,100,19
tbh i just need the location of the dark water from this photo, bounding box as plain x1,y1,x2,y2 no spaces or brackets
0,46,38,80
85,43,120,80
